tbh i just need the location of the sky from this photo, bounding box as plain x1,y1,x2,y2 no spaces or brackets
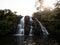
0,0,37,16
0,0,57,16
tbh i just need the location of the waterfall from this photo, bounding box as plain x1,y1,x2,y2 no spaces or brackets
14,16,49,37
14,16,33,36
15,17,25,36
35,18,49,38
29,17,33,36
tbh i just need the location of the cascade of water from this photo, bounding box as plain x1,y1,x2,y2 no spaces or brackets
29,17,33,36
15,17,25,36
35,18,49,37
29,26,33,36
20,17,24,29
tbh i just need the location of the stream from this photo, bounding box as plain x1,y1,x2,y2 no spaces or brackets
0,16,59,45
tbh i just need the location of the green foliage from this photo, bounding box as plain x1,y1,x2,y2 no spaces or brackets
0,9,22,35
33,8,60,35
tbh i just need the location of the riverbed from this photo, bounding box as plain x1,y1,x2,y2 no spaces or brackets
0,35,59,45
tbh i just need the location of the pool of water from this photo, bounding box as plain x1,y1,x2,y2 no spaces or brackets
0,35,59,45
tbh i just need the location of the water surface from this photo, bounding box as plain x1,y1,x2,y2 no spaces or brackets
0,35,58,45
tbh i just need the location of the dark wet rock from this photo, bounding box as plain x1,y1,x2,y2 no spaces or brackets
24,16,30,35
32,18,43,36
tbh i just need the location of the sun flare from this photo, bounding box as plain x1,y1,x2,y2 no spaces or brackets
43,0,57,9
36,0,57,11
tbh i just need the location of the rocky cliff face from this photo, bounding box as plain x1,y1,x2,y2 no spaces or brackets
24,16,43,36
24,16,30,35
32,18,43,36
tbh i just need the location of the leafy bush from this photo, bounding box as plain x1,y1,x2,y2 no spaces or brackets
0,9,22,35
33,8,60,35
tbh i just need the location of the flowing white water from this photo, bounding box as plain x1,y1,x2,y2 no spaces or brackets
35,18,49,37
15,16,33,36
29,26,33,36
29,17,33,36
15,17,49,37
13,17,50,45
15,17,25,36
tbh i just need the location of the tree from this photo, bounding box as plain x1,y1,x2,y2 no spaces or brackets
55,0,60,8
0,9,22,35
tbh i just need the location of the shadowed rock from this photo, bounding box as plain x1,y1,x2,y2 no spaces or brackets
24,16,31,35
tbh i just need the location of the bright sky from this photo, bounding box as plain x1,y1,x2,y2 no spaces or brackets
36,0,57,11
0,0,37,16
0,0,58,16
43,0,57,9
